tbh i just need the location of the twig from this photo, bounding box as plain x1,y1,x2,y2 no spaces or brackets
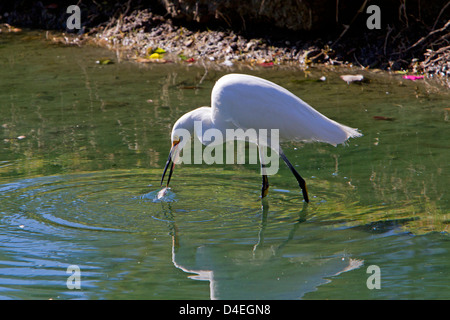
432,1,450,30
331,0,368,48
405,20,450,52
353,52,365,68
198,63,208,85
383,24,393,55
421,44,450,68
336,0,339,23
398,0,408,27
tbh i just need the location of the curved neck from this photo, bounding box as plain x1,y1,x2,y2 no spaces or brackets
173,107,224,146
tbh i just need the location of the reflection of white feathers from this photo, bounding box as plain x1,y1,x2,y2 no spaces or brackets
172,241,365,300
170,221,365,300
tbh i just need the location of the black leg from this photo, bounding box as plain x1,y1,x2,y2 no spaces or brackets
279,150,309,203
261,172,269,198
259,145,270,198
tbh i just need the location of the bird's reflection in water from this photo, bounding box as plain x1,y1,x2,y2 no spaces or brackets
158,201,363,300
252,199,308,257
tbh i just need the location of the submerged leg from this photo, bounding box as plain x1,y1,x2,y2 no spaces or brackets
279,150,309,203
261,172,269,198
259,145,270,198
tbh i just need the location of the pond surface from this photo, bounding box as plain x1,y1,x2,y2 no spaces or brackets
0,31,448,299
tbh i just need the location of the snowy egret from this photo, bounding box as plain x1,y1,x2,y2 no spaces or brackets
161,73,362,203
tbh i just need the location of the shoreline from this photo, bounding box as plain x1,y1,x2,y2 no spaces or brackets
2,4,449,88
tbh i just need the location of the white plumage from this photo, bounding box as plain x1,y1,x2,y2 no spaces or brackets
162,73,362,203
210,73,361,146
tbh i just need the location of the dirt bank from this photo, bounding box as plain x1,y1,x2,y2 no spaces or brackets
1,1,449,85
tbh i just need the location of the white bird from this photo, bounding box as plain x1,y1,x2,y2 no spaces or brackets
161,73,362,203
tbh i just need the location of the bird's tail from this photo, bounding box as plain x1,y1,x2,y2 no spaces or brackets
323,120,362,146
340,125,363,145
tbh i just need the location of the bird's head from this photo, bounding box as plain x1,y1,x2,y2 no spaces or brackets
160,107,212,188
160,126,183,188
160,112,194,188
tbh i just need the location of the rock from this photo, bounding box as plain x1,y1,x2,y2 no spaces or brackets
340,74,364,84
245,41,257,52
222,59,234,67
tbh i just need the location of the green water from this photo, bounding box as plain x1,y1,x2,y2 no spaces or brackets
0,31,448,300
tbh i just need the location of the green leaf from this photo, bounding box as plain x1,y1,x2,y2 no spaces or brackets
96,59,113,65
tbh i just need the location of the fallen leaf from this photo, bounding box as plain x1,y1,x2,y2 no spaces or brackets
5,24,22,32
136,57,152,63
148,53,163,59
258,61,274,67
402,75,424,81
373,116,394,121
96,59,113,65
153,48,166,54
179,86,202,89
45,3,58,9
